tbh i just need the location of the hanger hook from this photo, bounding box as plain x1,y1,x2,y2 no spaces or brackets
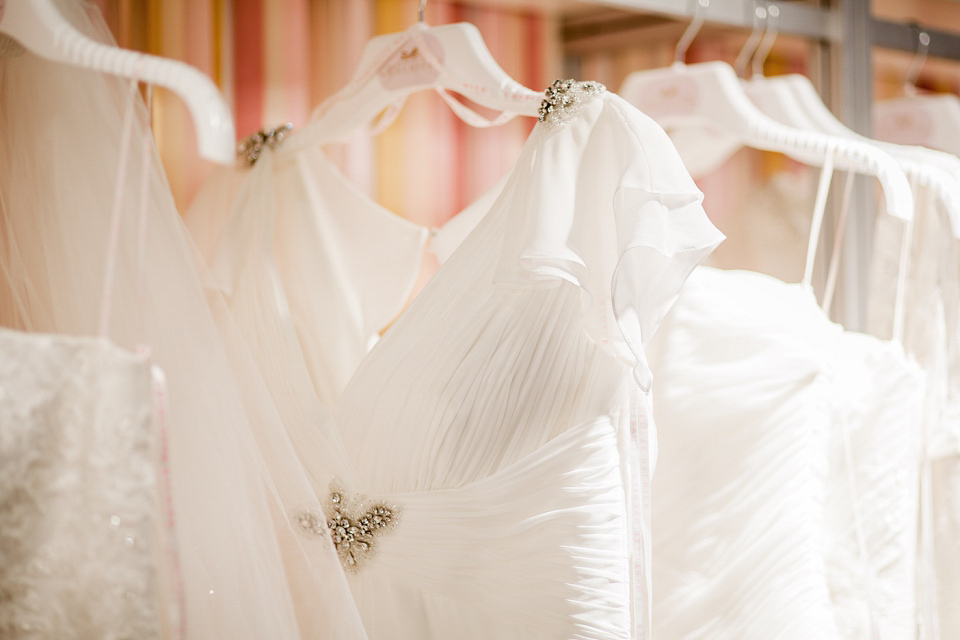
904,23,930,95
675,0,710,65
418,0,427,23
752,3,779,77
734,3,767,79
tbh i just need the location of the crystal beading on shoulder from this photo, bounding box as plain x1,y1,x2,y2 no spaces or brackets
236,122,293,166
537,79,606,128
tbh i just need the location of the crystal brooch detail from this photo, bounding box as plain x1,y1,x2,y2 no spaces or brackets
538,79,606,128
237,122,293,166
293,482,401,573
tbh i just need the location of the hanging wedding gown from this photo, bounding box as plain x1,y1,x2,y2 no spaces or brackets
646,162,924,639
868,183,960,639
647,266,846,640
186,121,506,409
187,140,427,409
184,79,725,638
824,338,924,639
0,2,365,638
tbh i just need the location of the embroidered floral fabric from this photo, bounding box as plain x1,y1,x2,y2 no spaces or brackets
0,329,165,639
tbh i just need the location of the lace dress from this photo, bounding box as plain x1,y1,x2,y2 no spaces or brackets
185,80,724,638
0,3,368,636
0,328,171,639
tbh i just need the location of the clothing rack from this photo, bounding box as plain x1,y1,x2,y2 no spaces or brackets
572,0,960,332
595,0,960,60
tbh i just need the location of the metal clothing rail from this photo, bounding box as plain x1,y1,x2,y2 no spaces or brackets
873,19,960,60
594,0,960,60
594,0,839,41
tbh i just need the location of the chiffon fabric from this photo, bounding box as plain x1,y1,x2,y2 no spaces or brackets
185,84,724,638
0,330,168,639
648,269,926,640
0,1,365,638
647,267,846,640
825,333,925,639
647,162,925,639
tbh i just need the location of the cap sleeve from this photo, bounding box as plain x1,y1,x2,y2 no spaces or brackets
493,91,723,391
613,186,724,389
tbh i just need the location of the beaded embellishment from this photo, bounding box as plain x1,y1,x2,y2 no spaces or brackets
236,123,293,166
293,482,401,573
538,79,606,128
294,509,327,538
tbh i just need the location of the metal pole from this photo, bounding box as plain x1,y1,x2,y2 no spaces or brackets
836,0,874,331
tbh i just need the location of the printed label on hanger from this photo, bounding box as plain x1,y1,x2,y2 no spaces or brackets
633,76,700,118
875,104,934,146
378,33,444,90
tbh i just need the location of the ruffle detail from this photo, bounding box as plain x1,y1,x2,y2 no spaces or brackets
492,92,724,391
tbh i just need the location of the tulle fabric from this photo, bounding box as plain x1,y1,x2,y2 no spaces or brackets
187,145,428,409
0,2,365,638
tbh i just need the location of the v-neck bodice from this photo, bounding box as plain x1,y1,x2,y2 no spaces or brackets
188,134,511,409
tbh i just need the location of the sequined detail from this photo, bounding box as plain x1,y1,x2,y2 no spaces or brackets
326,483,400,573
236,123,293,166
538,79,606,128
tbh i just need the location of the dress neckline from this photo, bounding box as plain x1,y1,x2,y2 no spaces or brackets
328,88,614,406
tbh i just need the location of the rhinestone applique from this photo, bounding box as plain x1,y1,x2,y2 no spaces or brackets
327,484,400,572
236,122,293,166
537,79,606,128
293,483,401,573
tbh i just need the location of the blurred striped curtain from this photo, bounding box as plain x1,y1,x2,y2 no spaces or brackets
91,0,558,225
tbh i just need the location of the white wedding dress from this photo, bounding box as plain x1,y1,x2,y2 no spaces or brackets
868,183,960,639
646,162,925,639
187,121,507,409
184,79,724,638
0,328,171,639
647,266,845,639
0,2,366,638
825,332,925,639
187,142,428,409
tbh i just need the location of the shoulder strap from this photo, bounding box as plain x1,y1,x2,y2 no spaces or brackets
801,145,837,290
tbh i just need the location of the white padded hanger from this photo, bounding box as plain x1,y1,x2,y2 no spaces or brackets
875,27,960,159
739,12,960,236
0,0,235,164
293,3,541,149
619,0,914,223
